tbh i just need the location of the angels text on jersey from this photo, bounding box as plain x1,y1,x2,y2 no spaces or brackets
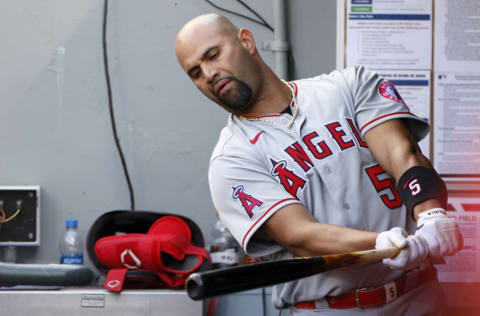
231,116,401,220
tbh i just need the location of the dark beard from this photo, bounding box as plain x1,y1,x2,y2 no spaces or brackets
215,78,252,113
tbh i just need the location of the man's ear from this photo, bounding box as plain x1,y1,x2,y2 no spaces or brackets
237,28,256,55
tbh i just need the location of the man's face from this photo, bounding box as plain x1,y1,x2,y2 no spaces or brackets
175,25,256,114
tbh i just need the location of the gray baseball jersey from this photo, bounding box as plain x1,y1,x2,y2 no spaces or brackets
208,66,429,308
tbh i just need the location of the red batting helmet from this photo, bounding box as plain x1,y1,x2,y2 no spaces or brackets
86,210,211,292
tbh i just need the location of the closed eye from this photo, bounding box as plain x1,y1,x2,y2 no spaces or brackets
208,50,218,60
188,66,201,79
187,46,219,79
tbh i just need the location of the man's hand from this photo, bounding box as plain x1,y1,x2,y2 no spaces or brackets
376,227,429,270
415,208,463,258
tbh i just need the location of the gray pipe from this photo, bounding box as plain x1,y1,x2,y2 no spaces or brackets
272,0,289,80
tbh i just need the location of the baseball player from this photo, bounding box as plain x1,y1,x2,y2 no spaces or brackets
174,14,462,315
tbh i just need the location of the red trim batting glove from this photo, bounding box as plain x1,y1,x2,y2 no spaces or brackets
414,208,463,258
376,227,429,270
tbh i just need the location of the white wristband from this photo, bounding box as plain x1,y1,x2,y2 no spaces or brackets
418,208,446,219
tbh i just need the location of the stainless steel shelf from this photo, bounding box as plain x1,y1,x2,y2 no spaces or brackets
0,287,202,316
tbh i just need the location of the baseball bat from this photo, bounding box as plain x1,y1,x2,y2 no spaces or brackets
186,246,400,300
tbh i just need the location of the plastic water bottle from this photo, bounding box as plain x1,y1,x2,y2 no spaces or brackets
210,220,241,269
59,219,84,265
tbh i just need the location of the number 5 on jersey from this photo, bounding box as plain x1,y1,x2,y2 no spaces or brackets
365,164,402,209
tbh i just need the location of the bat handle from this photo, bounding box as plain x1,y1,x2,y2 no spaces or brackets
376,246,401,259
322,246,401,267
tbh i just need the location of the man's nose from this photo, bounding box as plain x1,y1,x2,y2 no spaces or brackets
203,65,219,84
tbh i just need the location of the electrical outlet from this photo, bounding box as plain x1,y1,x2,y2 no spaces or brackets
0,186,40,246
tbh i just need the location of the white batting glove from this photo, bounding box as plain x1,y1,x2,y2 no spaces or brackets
375,227,429,270
415,208,463,258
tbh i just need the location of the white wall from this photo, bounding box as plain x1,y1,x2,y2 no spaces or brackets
0,0,337,268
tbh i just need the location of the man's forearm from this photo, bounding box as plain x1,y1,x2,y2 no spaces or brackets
259,203,379,257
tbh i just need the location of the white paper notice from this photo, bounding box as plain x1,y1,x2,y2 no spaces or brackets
433,73,480,178
437,197,480,283
434,0,480,73
345,0,432,69
377,70,431,157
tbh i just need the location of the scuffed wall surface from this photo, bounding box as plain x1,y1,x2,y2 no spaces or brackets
0,0,336,267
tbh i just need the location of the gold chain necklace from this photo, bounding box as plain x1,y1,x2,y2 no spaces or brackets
238,81,299,129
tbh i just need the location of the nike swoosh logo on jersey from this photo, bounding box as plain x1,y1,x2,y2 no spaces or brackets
250,131,264,144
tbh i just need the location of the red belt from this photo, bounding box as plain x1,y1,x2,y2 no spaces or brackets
294,267,437,309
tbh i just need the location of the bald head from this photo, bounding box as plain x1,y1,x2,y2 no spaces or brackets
175,14,239,63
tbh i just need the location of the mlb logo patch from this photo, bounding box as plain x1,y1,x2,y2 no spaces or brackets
379,81,406,105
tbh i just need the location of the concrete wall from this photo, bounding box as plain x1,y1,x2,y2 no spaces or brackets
0,0,337,269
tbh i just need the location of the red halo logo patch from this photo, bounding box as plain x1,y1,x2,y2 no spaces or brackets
379,81,406,105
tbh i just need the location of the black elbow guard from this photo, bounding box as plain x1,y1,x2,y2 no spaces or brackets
397,166,448,215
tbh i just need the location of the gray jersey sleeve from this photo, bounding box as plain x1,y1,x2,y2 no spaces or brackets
341,66,429,141
208,150,301,257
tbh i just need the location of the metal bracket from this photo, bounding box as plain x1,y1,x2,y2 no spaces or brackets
261,40,290,52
